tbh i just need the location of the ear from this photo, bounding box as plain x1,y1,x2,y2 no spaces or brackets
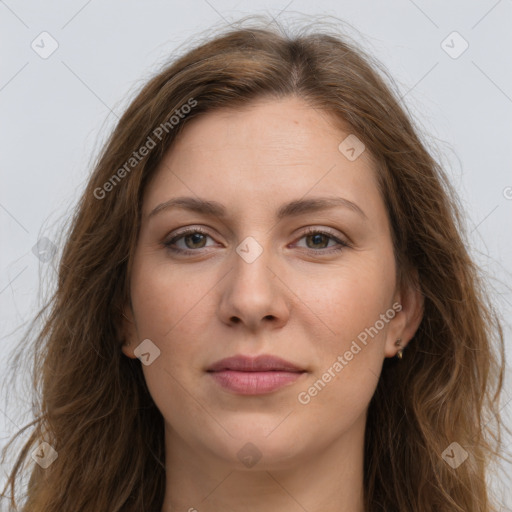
384,269,424,358
119,304,138,360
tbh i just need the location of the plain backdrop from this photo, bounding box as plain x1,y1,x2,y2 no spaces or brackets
1,0,511,509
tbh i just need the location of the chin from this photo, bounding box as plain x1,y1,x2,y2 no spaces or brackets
208,420,310,470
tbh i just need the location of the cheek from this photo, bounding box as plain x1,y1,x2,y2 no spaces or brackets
130,256,214,341
292,255,395,347
131,259,209,425
128,259,211,404
293,256,395,417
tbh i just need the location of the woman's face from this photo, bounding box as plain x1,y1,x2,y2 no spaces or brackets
122,96,421,470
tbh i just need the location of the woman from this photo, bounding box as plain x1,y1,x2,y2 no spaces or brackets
1,17,509,512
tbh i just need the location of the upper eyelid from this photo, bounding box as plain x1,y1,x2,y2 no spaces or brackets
166,225,342,240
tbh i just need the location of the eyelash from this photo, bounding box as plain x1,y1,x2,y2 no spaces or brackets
162,226,350,256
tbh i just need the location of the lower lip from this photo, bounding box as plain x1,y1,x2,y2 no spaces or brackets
208,370,305,394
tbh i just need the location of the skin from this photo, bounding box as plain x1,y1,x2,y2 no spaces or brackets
121,96,423,512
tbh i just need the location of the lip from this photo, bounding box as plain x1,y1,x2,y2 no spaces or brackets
207,354,304,372
207,354,307,395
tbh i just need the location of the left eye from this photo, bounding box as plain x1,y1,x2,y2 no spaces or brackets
292,229,349,253
295,231,344,250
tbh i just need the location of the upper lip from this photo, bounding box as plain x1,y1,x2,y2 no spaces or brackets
207,354,305,372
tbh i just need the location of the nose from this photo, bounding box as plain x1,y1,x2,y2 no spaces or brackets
216,239,290,332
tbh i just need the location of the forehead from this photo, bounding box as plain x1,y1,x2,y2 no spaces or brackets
143,96,383,221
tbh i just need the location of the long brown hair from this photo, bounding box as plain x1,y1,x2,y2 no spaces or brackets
1,15,509,511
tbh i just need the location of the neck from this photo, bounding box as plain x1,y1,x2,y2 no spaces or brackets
161,415,366,512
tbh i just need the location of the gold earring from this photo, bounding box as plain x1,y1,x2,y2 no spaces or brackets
395,338,403,360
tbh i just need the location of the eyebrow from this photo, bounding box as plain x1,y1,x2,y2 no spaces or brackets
148,195,367,221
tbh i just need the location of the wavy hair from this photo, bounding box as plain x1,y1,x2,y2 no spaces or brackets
1,15,509,512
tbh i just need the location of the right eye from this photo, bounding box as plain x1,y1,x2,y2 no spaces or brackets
163,228,217,254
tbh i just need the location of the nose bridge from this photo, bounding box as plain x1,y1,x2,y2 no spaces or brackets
232,234,275,298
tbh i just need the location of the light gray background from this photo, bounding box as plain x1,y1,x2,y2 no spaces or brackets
1,0,511,509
